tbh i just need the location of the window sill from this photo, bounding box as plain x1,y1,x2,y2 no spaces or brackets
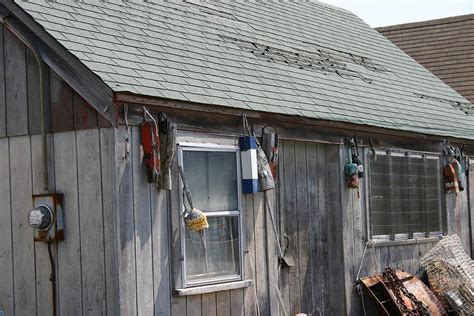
174,279,253,296
370,236,442,247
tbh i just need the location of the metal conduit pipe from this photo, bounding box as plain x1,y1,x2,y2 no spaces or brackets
1,16,49,192
1,16,56,316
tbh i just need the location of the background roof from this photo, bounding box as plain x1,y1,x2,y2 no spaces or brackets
378,14,474,105
16,0,474,139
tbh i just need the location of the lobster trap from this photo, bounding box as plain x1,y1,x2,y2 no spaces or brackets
420,235,474,315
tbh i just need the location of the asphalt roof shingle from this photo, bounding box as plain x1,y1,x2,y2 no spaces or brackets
15,0,474,139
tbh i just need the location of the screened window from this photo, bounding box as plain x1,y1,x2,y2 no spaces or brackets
368,151,445,240
180,146,242,286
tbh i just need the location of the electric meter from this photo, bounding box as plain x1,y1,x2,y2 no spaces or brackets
28,205,53,231
29,193,64,242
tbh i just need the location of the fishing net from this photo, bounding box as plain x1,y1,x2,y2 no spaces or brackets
420,235,474,315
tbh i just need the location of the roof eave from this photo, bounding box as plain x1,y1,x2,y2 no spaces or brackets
0,0,115,125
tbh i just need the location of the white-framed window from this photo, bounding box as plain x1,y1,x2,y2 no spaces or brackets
178,143,243,287
368,150,446,241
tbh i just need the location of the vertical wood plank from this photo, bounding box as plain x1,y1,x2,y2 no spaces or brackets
5,30,28,136
282,140,299,315
201,292,217,316
76,129,106,314
10,136,36,315
265,189,279,316
295,141,309,314
314,143,329,314
230,288,244,316
73,91,98,130
243,193,257,316
54,131,83,315
253,192,269,315
31,134,56,316
278,140,290,314
0,138,13,314
100,128,119,316
0,26,6,137
469,159,474,257
171,296,187,316
49,71,73,132
186,295,201,316
131,126,154,315
216,290,231,316
115,125,138,315
152,188,172,315
325,144,346,315
169,146,186,315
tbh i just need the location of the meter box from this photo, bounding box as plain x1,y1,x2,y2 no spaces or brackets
28,193,64,242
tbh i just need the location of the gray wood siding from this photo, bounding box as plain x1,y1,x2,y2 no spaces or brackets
115,125,249,316
0,128,118,315
278,140,345,316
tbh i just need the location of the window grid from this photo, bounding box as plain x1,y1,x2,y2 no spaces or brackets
368,150,446,241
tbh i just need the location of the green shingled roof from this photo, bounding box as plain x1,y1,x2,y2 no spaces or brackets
16,0,474,139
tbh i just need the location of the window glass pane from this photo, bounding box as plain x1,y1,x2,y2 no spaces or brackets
369,153,444,237
369,154,390,236
183,151,238,211
185,216,240,283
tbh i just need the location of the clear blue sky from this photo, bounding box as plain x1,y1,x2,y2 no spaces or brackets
320,0,474,27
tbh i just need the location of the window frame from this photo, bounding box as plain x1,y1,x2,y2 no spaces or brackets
366,149,446,242
177,143,244,288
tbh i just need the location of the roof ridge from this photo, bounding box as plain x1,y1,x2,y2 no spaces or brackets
376,13,474,32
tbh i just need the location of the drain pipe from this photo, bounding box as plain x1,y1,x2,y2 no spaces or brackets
1,16,55,316
1,16,49,192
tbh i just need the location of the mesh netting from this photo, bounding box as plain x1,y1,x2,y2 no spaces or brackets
420,235,474,315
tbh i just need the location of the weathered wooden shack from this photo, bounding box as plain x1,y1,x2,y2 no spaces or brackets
0,1,473,315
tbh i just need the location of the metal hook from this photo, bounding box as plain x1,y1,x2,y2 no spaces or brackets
143,106,159,133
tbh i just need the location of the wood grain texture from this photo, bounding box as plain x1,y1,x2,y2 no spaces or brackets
49,70,73,132
216,290,231,316
31,134,56,316
77,129,106,314
73,91,98,130
0,138,13,314
243,193,257,316
9,136,36,315
265,190,279,316
282,140,298,315
115,125,138,315
132,126,154,315
54,131,83,315
0,26,6,137
201,292,217,316
253,192,269,315
470,159,474,257
325,144,346,316
152,188,172,315
4,30,28,136
100,128,119,316
295,142,310,314
186,294,201,316
230,288,244,316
